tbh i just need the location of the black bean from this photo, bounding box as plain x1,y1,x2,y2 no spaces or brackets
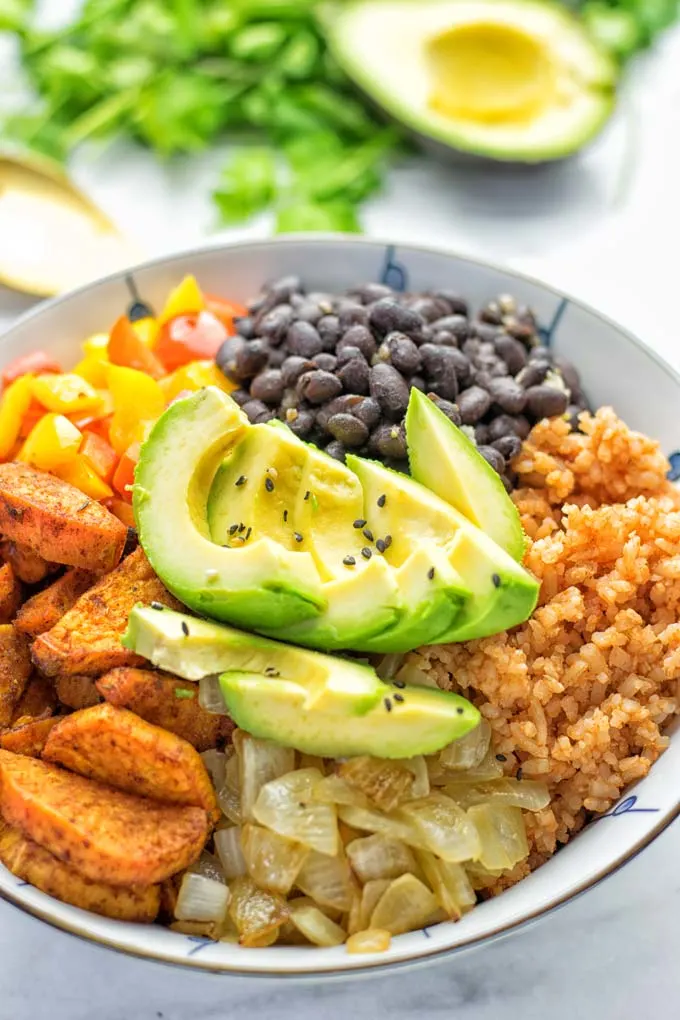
286,321,324,358
317,394,364,431
352,397,382,429
370,423,407,460
297,370,343,405
407,296,448,322
338,301,370,330
267,275,302,304
233,339,270,381
493,334,528,375
458,386,492,425
314,353,337,372
434,291,468,316
410,375,426,392
337,324,377,361
327,413,369,447
487,414,526,441
428,394,461,426
492,435,523,460
554,358,581,399
526,384,569,419
384,332,421,375
431,330,458,348
370,363,411,420
281,356,315,387
215,336,246,381
478,445,506,474
336,345,362,366
258,304,294,344
280,387,300,413
420,343,462,386
317,314,341,350
350,282,394,304
506,319,537,343
287,409,315,438
269,349,286,368
325,440,346,462
337,356,370,395
295,301,324,325
250,369,284,405
516,361,550,388
480,302,503,326
529,346,552,364
230,388,250,407
242,399,275,424
369,298,425,338
432,315,470,342
474,424,490,445
472,322,501,343
488,377,527,415
307,292,334,312
235,316,255,340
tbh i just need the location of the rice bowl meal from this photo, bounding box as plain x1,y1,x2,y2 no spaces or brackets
0,255,676,961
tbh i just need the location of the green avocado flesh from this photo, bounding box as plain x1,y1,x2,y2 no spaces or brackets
406,389,526,562
121,605,480,758
322,0,617,164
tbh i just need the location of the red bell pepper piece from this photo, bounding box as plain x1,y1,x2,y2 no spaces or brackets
108,316,165,379
155,310,228,372
204,294,247,334
112,441,141,501
80,431,118,484
2,351,62,388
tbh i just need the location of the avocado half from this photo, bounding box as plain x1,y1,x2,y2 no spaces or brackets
321,0,618,163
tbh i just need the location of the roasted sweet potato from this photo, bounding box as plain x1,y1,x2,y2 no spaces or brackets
55,675,102,711
0,752,209,886
0,563,21,623
0,626,31,728
0,818,160,922
1,540,55,584
15,569,95,638
96,668,234,751
31,548,182,677
1,717,60,757
0,463,127,572
11,675,57,724
43,703,219,823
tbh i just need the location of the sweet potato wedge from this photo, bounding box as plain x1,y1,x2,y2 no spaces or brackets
0,818,160,922
15,569,95,638
0,752,209,886
1,540,55,584
31,548,183,677
55,675,102,711
0,626,32,728
0,563,21,623
96,668,234,751
1,717,60,757
11,675,57,724
43,703,219,823
0,463,127,572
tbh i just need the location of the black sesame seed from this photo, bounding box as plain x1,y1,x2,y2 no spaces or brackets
363,528,374,542
181,621,190,637
229,524,238,535
245,527,252,541
384,697,392,712
353,519,367,529
343,555,356,566
377,494,387,508
376,539,386,554
384,535,392,549
150,602,164,611
516,767,524,781
238,523,246,533
265,477,275,492
304,490,310,501
393,679,406,689
496,754,507,762
456,707,464,715
265,666,280,676
235,475,246,487
361,547,372,559
427,566,436,580
294,532,304,543
393,693,404,703
283,509,289,522
492,573,501,588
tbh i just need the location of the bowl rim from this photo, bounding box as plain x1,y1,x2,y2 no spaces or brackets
0,233,678,978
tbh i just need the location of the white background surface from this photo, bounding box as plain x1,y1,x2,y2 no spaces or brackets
0,10,680,1019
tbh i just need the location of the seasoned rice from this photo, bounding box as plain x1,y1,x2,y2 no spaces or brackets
415,408,680,882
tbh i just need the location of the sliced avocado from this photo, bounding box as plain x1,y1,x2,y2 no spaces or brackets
133,388,325,630
406,389,526,561
322,0,617,163
347,454,539,644
123,604,481,756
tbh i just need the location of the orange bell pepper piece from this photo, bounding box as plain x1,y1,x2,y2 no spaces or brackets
108,316,165,379
112,442,141,501
80,432,118,484
106,498,136,529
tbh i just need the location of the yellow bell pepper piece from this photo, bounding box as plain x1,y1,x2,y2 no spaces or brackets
18,414,82,471
0,375,34,459
107,364,165,455
158,274,205,325
82,333,109,358
73,356,109,388
159,360,237,402
32,373,103,415
56,454,113,500
132,317,160,348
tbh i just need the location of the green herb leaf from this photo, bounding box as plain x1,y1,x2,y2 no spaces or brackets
175,687,196,700
214,147,278,224
275,198,361,234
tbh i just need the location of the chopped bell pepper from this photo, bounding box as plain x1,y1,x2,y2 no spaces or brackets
73,356,109,388
158,360,237,402
2,351,62,388
205,294,247,334
19,401,48,439
80,431,118,483
31,374,103,415
108,316,165,379
112,441,141,500
0,375,35,459
107,365,165,455
82,333,109,358
155,311,228,372
107,497,136,528
18,414,82,471
133,317,160,348
158,274,205,325
56,455,114,501
69,412,113,441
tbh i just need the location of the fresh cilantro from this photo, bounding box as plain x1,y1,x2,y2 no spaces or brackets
175,687,196,700
214,148,278,225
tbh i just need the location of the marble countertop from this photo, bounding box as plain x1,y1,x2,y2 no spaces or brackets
1,11,680,1018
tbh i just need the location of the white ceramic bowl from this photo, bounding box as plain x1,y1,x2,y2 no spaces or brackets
0,237,678,977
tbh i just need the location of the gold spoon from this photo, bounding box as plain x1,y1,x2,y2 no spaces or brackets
0,149,141,298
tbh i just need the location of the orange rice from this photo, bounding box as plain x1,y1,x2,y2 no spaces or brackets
415,408,680,883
